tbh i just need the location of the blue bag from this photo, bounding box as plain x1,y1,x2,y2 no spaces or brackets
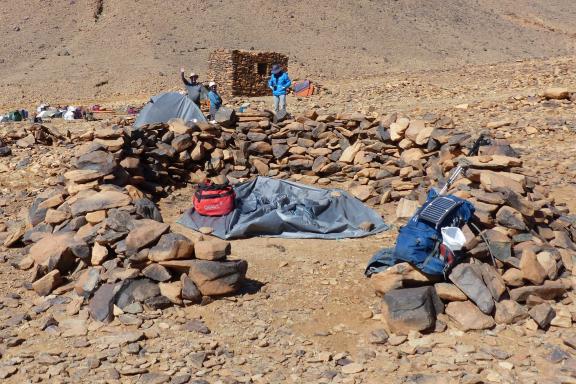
385,190,474,277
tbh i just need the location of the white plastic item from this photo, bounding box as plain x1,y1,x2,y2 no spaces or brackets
441,226,466,251
63,110,75,120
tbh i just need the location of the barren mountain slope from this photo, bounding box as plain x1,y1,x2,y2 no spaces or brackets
0,0,575,106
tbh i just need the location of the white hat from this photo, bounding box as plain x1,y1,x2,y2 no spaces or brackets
209,81,216,87
189,72,198,78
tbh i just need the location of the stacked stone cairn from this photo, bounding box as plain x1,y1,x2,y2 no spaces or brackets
10,120,254,322
372,143,576,334
5,106,575,331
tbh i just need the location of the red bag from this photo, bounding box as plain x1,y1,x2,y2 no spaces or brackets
193,181,236,216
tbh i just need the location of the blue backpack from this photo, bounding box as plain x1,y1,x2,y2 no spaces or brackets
390,190,475,277
365,190,474,277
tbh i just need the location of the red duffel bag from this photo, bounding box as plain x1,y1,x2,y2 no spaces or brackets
193,180,236,216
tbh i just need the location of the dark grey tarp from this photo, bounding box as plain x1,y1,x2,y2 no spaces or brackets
134,92,207,128
177,177,388,239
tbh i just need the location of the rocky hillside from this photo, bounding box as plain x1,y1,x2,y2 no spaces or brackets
1,0,575,106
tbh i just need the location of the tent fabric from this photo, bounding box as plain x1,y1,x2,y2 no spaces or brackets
293,80,310,93
134,92,207,128
293,80,315,97
177,176,388,240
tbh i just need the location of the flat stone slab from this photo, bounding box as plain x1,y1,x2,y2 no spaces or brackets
70,191,131,216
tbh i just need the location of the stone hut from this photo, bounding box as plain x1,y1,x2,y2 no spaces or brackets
207,49,289,98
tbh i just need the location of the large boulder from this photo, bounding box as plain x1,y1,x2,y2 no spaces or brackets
28,197,49,227
159,281,183,305
171,134,193,152
494,300,529,325
445,301,495,331
142,264,172,282
509,280,568,302
148,233,194,262
389,117,410,141
70,191,131,216
134,198,163,222
193,239,230,261
529,303,555,329
339,142,363,163
537,251,559,280
434,283,467,302
215,107,237,127
449,264,495,315
29,232,85,273
381,286,444,335
75,268,101,297
89,282,123,322
188,260,248,296
103,209,134,233
32,270,62,296
115,279,160,309
370,262,433,295
479,263,507,301
74,150,117,174
520,249,547,285
502,268,524,287
495,206,527,231
404,119,426,142
125,219,170,254
181,274,202,303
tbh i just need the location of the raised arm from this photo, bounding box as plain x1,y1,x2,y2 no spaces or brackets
180,69,191,86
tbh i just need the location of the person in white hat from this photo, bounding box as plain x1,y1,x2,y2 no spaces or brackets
207,81,222,123
180,68,204,107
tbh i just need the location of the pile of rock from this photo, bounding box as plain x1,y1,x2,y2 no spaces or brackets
96,110,478,208
0,123,68,148
5,120,253,322
13,183,248,322
372,144,576,334
8,109,470,323
227,110,488,206
66,120,219,196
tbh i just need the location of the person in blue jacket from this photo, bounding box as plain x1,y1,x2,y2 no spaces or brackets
207,81,222,122
267,64,291,116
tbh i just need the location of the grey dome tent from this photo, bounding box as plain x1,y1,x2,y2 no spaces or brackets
134,92,207,128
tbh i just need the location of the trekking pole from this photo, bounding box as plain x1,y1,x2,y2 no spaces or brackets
439,133,497,267
438,133,490,196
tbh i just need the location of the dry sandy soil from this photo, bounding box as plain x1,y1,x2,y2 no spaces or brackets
1,0,576,106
